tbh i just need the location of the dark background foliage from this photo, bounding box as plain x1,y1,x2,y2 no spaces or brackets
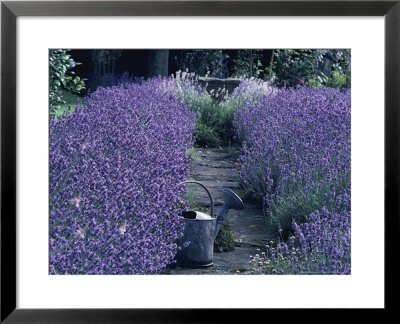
70,49,274,80
68,49,349,92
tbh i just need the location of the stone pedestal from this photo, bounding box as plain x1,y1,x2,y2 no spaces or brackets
198,77,242,96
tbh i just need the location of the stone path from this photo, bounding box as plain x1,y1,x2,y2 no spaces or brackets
164,147,277,275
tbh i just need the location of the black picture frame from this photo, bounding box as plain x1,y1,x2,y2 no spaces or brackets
1,0,398,322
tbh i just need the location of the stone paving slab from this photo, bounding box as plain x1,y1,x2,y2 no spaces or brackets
166,147,277,275
162,247,266,275
191,166,237,177
196,160,236,168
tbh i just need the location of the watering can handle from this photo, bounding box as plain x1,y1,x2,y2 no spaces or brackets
178,180,214,218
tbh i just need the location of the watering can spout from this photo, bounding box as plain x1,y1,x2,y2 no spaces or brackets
214,188,244,239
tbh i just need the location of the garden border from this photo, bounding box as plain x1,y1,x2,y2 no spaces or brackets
1,0,399,322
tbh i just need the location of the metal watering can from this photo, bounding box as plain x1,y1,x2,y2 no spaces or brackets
175,180,244,268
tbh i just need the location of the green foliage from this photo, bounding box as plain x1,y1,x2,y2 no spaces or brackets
176,50,229,77
326,50,351,88
268,189,320,240
267,167,350,240
270,49,351,89
306,74,328,88
327,70,347,88
53,90,80,118
182,184,209,213
232,50,264,78
194,123,221,148
185,147,202,163
247,245,294,275
215,100,237,144
270,49,325,87
183,88,235,147
214,221,235,252
49,49,85,114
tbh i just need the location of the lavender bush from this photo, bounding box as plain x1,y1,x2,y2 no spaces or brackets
171,71,235,146
233,85,351,274
50,77,195,274
229,77,274,106
249,208,351,274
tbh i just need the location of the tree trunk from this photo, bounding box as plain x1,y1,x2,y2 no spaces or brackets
147,50,169,77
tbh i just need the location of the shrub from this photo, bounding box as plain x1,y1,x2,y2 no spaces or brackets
214,221,235,252
53,89,81,118
326,71,348,89
229,77,274,104
226,78,276,147
234,86,350,231
49,77,195,274
270,49,325,87
233,85,351,273
194,123,221,147
270,49,351,89
249,208,350,274
49,49,86,114
231,50,264,78
173,71,235,147
175,50,229,77
188,93,235,147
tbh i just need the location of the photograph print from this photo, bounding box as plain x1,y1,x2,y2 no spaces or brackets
49,49,351,275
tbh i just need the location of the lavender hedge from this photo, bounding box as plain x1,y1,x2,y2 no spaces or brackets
50,77,195,274
233,86,351,274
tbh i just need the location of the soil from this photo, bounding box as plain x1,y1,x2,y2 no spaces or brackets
163,147,278,275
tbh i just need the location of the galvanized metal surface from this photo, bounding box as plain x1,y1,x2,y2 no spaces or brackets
214,188,244,239
175,181,244,268
175,217,216,268
168,147,277,273
175,181,216,267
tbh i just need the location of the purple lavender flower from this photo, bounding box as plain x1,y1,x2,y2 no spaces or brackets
233,84,351,274
50,77,195,274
